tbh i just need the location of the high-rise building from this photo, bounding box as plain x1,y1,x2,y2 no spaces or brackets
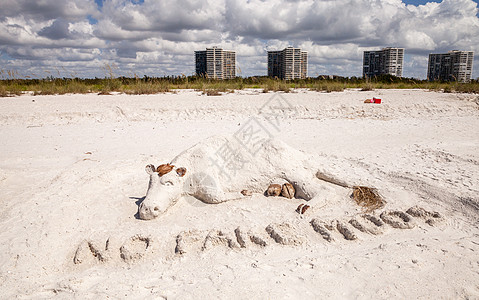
268,47,307,80
427,50,474,82
195,47,236,79
363,47,404,78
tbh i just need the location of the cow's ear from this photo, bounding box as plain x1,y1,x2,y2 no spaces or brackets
176,167,187,177
145,164,156,175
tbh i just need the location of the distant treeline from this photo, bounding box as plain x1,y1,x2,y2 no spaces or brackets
1,74,478,97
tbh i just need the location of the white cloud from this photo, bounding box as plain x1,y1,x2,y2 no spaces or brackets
0,0,97,22
101,0,225,32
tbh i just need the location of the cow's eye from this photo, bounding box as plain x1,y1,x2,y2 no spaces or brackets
165,181,173,186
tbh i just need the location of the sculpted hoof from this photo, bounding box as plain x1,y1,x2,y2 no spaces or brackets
241,189,253,196
281,183,295,199
266,184,282,196
296,203,310,214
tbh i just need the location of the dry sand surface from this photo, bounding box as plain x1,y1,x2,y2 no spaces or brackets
0,89,478,299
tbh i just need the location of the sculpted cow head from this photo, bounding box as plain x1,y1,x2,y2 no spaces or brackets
138,164,187,220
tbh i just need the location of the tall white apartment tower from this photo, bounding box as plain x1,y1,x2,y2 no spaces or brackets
427,50,474,82
268,47,307,80
363,47,404,78
195,47,236,79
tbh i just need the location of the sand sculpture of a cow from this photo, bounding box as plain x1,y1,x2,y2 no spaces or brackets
139,135,352,220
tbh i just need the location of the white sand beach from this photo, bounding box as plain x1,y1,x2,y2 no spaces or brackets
0,89,478,299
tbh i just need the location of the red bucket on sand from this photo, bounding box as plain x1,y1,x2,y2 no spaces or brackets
373,97,381,104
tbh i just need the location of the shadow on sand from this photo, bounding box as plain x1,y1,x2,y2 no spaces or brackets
130,196,145,220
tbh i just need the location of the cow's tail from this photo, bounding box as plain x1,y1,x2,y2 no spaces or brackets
315,171,351,188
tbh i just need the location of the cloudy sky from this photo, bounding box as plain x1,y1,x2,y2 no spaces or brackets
1,0,478,79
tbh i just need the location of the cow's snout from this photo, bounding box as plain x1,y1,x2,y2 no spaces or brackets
138,202,161,220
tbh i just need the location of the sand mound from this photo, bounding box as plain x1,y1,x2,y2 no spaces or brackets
0,90,478,298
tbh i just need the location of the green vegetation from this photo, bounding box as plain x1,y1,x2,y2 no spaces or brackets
0,72,478,97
